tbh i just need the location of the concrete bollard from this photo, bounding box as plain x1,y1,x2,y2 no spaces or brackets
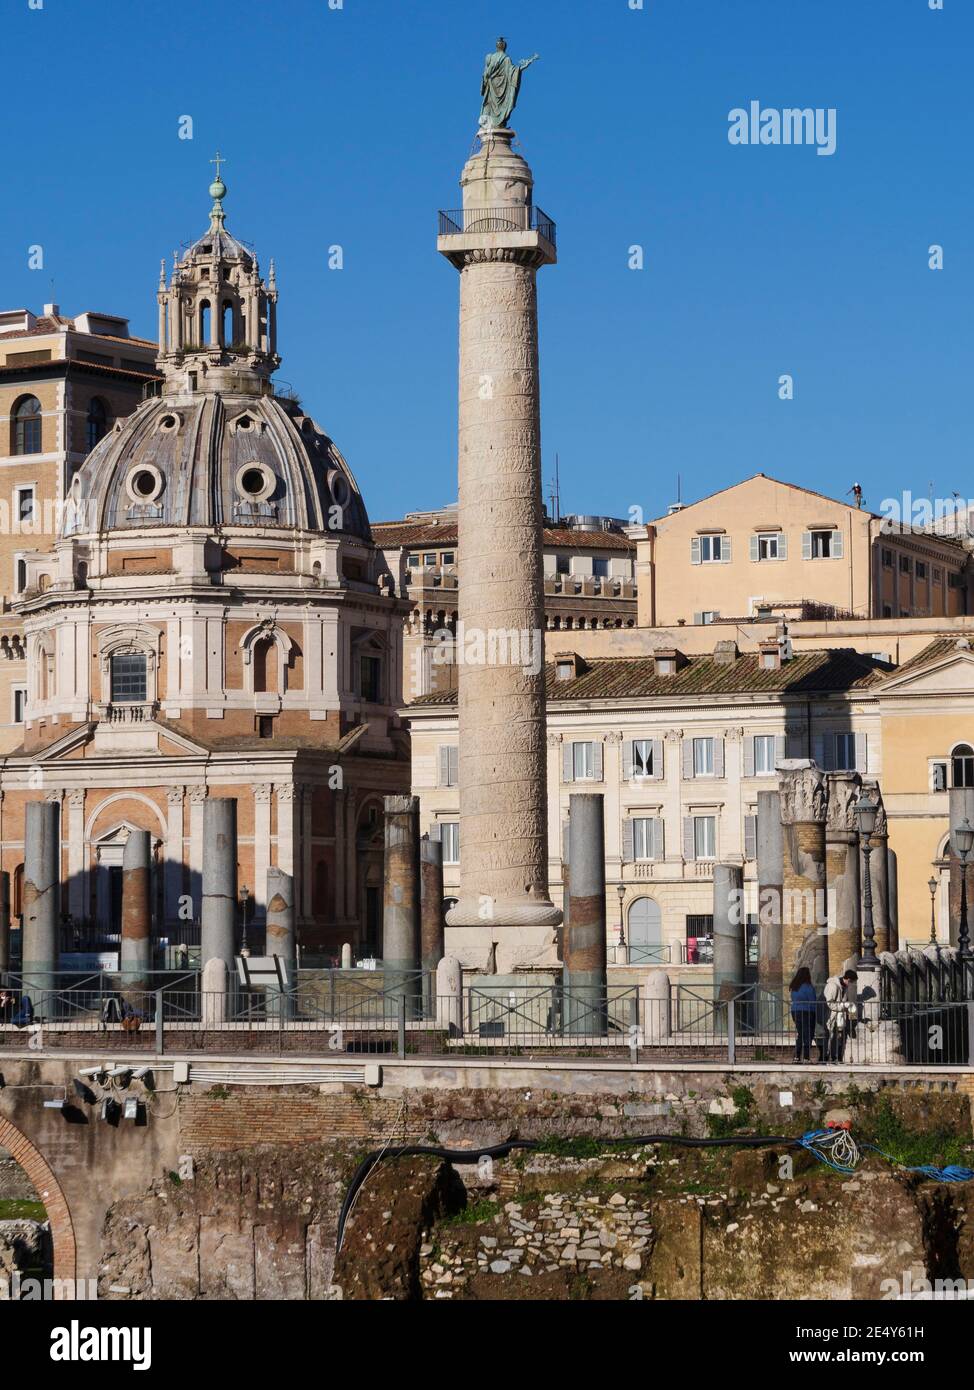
265,867,295,1019
712,863,745,999
757,790,784,996
382,796,420,1017
420,834,445,1016
0,870,9,975
22,800,60,1008
340,942,352,969
201,798,237,975
825,772,862,975
778,762,829,985
564,794,608,1036
435,954,463,1036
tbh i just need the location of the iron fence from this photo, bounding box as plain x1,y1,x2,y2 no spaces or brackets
1,974,971,1067
437,205,556,246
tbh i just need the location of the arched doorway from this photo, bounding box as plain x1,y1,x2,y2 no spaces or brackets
628,896,663,964
0,1116,76,1285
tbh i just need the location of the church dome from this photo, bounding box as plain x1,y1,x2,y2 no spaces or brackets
64,164,371,542
66,391,371,538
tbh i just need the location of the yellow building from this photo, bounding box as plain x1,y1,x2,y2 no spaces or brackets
0,306,159,752
637,474,971,629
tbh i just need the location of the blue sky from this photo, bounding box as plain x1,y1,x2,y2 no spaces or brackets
4,0,971,523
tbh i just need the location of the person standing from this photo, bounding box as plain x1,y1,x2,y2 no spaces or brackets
822,969,858,1063
789,966,817,1062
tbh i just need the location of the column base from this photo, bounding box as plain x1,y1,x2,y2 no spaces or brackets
446,894,562,930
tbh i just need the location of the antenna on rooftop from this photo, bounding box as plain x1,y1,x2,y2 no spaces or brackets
547,454,561,524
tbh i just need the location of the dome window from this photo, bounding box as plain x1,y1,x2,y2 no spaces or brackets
238,416,253,430
159,414,180,432
125,465,164,505
235,462,274,502
328,469,350,508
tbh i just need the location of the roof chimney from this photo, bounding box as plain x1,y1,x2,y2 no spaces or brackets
554,651,586,682
713,639,739,666
43,302,60,318
653,647,683,676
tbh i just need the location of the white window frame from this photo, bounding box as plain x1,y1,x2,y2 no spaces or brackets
833,732,857,771
693,815,716,861
440,821,460,864
632,816,660,862
14,483,38,533
632,738,654,779
754,734,776,775
693,737,715,777
752,532,784,561
698,534,723,563
573,741,595,781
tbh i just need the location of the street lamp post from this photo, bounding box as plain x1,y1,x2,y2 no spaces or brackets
953,819,974,960
616,882,626,958
855,794,879,968
928,874,938,947
240,884,251,959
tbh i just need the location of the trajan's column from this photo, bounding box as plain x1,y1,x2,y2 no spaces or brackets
438,39,561,970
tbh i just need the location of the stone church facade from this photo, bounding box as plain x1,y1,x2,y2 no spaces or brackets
0,172,409,963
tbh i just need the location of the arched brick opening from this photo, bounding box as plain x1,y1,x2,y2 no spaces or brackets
0,1116,76,1284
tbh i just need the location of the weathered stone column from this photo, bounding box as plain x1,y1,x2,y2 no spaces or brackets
438,124,561,969
0,869,9,975
564,793,607,1035
382,795,420,1015
825,771,862,975
887,847,899,951
120,829,152,989
201,798,237,975
22,800,60,1000
420,834,445,1015
265,866,295,1020
712,863,745,998
860,780,891,956
756,789,783,996
778,761,829,985
947,786,974,946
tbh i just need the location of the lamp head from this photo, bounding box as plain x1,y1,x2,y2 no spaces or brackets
954,817,974,860
854,794,878,838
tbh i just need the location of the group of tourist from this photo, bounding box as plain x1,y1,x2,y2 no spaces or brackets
789,967,861,1063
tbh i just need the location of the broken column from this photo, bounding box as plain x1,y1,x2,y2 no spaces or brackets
887,847,899,952
861,780,891,956
825,771,862,975
201,797,237,976
22,800,60,1003
756,789,783,1010
265,866,296,1019
778,761,829,985
712,863,745,999
120,829,152,995
564,793,607,1035
382,795,420,1016
0,870,9,975
420,834,445,1015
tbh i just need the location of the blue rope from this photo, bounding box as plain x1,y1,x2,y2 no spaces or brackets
859,1144,974,1184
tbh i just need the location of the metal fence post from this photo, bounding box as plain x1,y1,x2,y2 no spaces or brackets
397,994,406,1059
629,994,639,1066
155,989,164,1055
967,1002,974,1067
726,998,736,1066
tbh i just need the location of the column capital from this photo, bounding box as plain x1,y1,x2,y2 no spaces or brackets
166,785,184,806
67,789,85,809
188,785,208,805
825,771,862,836
778,762,828,826
253,783,273,803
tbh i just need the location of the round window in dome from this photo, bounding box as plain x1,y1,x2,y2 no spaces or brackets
328,469,350,509
125,464,164,505
235,462,274,503
158,413,180,432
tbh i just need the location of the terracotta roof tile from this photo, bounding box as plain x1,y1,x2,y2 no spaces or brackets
372,521,634,551
409,648,889,708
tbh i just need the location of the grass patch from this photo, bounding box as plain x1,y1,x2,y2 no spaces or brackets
535,1136,607,1160
0,1199,47,1221
442,1198,498,1227
705,1085,756,1139
861,1097,970,1171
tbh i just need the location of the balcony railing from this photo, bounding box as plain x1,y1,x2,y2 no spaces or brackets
96,701,158,725
438,205,556,248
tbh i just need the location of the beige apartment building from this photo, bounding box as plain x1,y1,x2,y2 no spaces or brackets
373,506,637,700
0,307,159,752
407,641,885,971
636,474,971,629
